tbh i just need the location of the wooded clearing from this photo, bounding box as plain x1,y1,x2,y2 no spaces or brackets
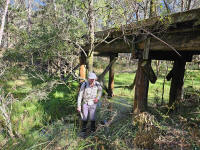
0,0,200,149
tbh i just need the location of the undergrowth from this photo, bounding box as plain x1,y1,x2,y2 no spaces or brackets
0,66,200,149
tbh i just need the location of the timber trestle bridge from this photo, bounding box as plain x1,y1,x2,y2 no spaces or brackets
80,8,200,113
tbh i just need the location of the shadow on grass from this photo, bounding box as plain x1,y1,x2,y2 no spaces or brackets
40,83,79,122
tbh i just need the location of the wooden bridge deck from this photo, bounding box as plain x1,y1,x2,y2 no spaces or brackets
87,8,200,60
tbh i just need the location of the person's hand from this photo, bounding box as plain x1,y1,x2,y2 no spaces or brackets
94,98,98,103
77,107,81,112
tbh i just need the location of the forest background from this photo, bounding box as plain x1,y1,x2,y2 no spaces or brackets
0,0,200,149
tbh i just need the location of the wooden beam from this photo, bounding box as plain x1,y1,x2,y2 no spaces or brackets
169,59,186,109
108,55,115,97
94,39,132,54
149,51,194,61
93,29,200,54
134,59,149,114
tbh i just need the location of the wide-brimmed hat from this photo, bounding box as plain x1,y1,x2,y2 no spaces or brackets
88,72,97,79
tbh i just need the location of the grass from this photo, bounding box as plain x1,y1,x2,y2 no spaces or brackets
0,66,80,149
0,64,200,149
104,68,200,106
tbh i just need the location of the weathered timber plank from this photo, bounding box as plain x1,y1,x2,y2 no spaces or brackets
94,39,132,53
93,29,200,56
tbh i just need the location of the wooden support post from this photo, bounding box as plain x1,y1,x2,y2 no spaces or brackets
169,59,186,109
79,53,86,83
108,55,115,97
133,37,151,114
134,59,150,114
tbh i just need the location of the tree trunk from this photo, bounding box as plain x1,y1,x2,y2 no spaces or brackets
150,0,157,18
87,0,95,72
144,0,148,19
87,54,93,72
27,0,32,33
155,60,161,76
187,0,192,10
0,0,10,47
181,0,184,11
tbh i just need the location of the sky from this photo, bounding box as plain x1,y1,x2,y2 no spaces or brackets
10,0,45,9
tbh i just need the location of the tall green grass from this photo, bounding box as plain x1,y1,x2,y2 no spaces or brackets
0,66,80,149
104,68,200,105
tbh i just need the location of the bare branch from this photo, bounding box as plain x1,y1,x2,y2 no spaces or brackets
65,64,81,81
141,28,181,57
163,0,171,13
64,38,88,57
94,31,111,48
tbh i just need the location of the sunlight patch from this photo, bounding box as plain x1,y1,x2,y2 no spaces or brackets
15,80,25,86
53,91,64,98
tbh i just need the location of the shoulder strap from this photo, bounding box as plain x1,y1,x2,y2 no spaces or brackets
82,81,87,95
84,81,87,88
95,81,101,87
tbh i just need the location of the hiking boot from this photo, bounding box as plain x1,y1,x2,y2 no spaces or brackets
81,121,87,132
90,121,96,132
79,121,87,138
